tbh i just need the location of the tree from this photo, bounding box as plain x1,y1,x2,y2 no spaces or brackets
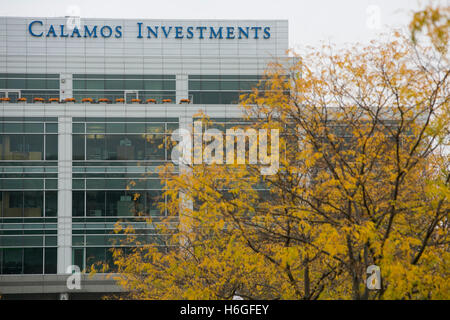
108,5,449,300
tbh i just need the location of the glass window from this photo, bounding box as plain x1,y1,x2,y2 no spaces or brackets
73,135,85,160
86,191,105,217
221,81,240,90
45,191,57,217
106,123,125,133
86,247,105,270
45,135,58,160
73,80,86,90
44,248,57,274
221,92,241,104
105,80,124,90
46,80,59,89
125,80,144,90
86,134,106,160
146,190,164,216
3,248,23,274
145,134,165,160
4,123,23,133
143,80,163,90
202,81,221,90
72,191,85,217
46,123,58,133
26,79,47,90
106,191,123,216
126,123,145,133
3,191,23,217
86,80,104,90
73,123,85,133
86,179,106,189
146,123,164,133
24,135,44,160
86,123,105,133
188,81,201,90
24,248,43,274
24,123,44,133
45,179,57,189
7,78,26,89
73,248,85,271
23,179,44,189
105,247,115,271
24,191,43,217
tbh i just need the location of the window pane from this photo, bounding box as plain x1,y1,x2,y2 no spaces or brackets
86,80,104,90
86,134,106,160
86,247,105,270
24,135,44,160
86,191,105,216
46,80,59,89
106,123,125,133
143,80,163,90
26,79,46,89
73,248,84,271
24,123,44,133
73,135,85,160
4,123,23,133
7,78,25,88
86,123,105,133
44,248,57,274
24,191,43,217
45,135,58,160
105,80,124,90
106,191,121,216
46,123,58,133
125,80,143,90
145,135,165,160
3,191,23,217
24,248,43,274
202,81,221,90
45,191,57,217
72,191,85,216
221,81,240,90
72,123,85,133
146,190,164,216
3,248,23,274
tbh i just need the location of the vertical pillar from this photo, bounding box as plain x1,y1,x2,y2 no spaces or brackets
60,72,73,100
176,73,189,103
57,115,72,274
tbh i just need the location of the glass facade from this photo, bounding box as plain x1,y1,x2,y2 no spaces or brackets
71,117,177,271
0,117,58,274
189,74,265,104
73,74,176,103
0,73,60,102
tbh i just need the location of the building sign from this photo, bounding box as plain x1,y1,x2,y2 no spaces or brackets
28,21,271,39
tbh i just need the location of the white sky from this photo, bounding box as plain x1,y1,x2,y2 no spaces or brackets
0,0,444,49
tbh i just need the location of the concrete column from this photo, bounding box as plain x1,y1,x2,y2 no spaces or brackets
57,115,72,274
60,73,73,100
176,73,189,103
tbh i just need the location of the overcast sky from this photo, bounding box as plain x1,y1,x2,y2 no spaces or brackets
0,0,442,49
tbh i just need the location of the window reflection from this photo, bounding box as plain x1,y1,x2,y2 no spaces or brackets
0,191,49,218
0,134,58,161
84,134,166,161
72,190,164,217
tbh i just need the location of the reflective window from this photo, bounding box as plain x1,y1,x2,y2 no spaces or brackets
72,191,85,217
23,248,43,274
45,191,57,217
24,191,43,217
2,249,22,274
86,191,105,217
